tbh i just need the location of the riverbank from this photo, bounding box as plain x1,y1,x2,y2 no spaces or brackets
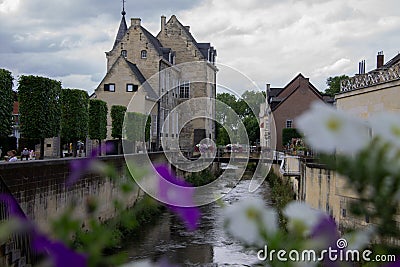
267,168,295,228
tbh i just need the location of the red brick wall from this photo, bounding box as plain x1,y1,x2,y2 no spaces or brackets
272,81,324,151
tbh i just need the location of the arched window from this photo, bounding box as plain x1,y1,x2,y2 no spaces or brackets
121,50,127,58
141,50,147,59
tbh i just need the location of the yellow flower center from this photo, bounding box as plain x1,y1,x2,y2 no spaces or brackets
326,117,341,132
391,125,400,137
246,208,259,220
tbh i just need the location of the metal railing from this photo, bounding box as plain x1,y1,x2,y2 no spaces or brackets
341,61,400,92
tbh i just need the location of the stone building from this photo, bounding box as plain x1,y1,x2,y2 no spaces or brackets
334,52,400,238
264,74,326,151
92,8,217,152
336,52,400,118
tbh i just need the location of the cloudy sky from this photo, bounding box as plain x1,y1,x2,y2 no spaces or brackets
1,0,399,94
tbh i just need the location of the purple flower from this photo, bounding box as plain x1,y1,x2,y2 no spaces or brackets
155,164,201,231
33,233,87,267
0,194,87,267
310,216,340,248
311,216,352,267
67,144,112,187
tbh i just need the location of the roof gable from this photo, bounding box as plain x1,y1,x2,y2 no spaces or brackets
95,56,158,100
270,73,323,111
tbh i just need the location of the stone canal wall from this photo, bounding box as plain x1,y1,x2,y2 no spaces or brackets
0,153,166,234
274,156,384,236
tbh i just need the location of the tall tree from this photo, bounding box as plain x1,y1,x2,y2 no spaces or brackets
88,99,108,155
111,105,127,154
0,68,14,137
18,75,61,159
61,89,89,157
325,75,349,96
124,112,148,153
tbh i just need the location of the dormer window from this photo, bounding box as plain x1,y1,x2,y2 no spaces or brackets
141,50,147,59
121,50,127,58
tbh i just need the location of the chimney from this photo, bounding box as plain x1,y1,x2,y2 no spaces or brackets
266,83,271,99
161,16,166,33
131,18,141,28
377,51,384,68
185,26,190,32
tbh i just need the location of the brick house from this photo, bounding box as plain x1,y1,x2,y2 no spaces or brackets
264,73,326,151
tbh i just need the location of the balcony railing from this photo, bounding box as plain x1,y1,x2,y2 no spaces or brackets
340,61,400,92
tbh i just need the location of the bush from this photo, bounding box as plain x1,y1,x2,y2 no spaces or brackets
282,128,301,147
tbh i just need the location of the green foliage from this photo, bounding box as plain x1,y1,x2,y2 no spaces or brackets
267,169,294,229
325,75,349,96
60,89,89,142
326,138,400,241
124,112,148,142
243,115,259,145
282,128,301,147
239,90,265,118
0,68,14,137
185,169,218,187
145,115,151,142
216,122,230,146
111,105,127,139
216,91,264,145
88,99,108,141
18,75,62,139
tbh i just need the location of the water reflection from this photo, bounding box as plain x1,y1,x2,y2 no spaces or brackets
124,178,272,266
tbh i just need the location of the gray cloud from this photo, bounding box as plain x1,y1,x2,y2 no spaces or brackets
0,0,399,95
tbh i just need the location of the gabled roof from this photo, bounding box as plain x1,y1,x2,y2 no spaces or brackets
269,73,324,111
140,26,175,62
169,15,213,60
125,59,158,99
95,56,158,100
113,15,128,49
383,53,400,68
140,26,164,56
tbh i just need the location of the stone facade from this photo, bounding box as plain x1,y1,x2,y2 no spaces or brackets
93,12,217,152
334,52,400,239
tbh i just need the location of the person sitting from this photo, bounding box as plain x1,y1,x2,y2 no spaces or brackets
8,150,18,162
21,148,29,160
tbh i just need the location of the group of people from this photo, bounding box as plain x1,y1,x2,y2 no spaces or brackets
0,147,34,162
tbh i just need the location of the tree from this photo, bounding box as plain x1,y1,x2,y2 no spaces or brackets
325,75,349,97
111,105,127,154
88,99,108,155
18,75,62,159
60,89,89,157
243,115,260,145
124,112,148,153
240,90,266,118
0,69,14,137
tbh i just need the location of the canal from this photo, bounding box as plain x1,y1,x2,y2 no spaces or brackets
123,171,272,266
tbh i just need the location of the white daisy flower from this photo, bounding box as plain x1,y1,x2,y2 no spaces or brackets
344,226,375,251
297,102,370,155
369,112,400,148
283,202,325,235
223,198,278,246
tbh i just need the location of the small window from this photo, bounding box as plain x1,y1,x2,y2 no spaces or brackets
286,119,293,128
104,84,115,92
179,81,190,99
127,84,138,92
342,209,347,218
121,50,127,58
141,50,147,59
